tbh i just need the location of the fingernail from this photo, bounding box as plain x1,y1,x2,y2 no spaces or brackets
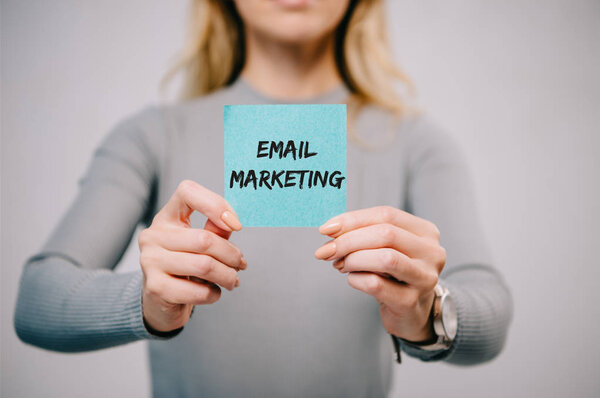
240,256,247,270
221,210,242,231
319,222,341,236
234,276,240,288
315,241,336,259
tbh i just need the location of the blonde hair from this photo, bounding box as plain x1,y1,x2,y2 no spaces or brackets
164,0,414,119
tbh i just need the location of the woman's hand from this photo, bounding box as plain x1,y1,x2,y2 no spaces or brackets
314,206,446,343
139,180,246,333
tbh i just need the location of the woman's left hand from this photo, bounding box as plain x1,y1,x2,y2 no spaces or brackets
314,206,446,343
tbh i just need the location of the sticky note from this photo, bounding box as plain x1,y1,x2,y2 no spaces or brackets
224,104,347,227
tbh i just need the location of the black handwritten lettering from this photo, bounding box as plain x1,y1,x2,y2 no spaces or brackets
228,140,345,191
230,170,245,188
271,170,285,188
244,170,257,190
269,141,284,159
258,140,319,160
257,141,269,158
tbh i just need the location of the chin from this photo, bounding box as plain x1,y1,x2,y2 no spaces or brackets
235,0,350,44
265,17,337,43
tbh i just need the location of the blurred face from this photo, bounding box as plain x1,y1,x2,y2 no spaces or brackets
233,0,351,44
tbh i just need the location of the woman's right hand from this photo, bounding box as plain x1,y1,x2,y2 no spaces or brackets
138,180,246,333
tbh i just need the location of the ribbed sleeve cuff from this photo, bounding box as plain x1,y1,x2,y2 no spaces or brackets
442,277,512,365
125,272,184,341
399,339,451,362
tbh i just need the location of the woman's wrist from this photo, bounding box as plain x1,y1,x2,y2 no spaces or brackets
142,316,184,338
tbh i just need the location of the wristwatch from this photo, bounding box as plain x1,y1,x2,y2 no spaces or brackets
411,284,457,350
391,284,457,363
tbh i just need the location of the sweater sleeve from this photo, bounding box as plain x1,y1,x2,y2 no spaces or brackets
398,117,513,365
13,106,179,352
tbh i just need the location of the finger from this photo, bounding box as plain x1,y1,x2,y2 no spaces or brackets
315,224,429,261
156,250,239,290
347,272,420,313
204,219,231,240
319,206,439,240
149,273,222,305
334,248,437,289
203,220,246,269
155,180,242,231
146,227,246,270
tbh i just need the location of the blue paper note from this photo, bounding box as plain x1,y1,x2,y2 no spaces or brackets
224,104,347,227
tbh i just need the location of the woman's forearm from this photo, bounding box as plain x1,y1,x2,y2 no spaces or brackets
400,264,513,364
14,256,167,352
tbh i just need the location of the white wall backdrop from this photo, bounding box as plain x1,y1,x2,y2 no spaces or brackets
2,1,599,397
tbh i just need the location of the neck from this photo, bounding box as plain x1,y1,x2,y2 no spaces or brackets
241,30,342,100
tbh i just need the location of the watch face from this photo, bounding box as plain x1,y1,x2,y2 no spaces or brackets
442,296,458,339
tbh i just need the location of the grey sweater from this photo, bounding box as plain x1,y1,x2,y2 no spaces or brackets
14,78,513,397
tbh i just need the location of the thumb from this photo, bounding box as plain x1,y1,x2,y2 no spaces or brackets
204,219,232,240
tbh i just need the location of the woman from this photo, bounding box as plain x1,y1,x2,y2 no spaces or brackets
14,0,513,396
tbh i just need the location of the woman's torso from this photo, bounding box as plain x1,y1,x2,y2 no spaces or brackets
146,79,413,397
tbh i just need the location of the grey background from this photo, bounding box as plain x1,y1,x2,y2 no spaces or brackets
2,1,599,397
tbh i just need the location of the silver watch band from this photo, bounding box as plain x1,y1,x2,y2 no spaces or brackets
404,284,456,351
